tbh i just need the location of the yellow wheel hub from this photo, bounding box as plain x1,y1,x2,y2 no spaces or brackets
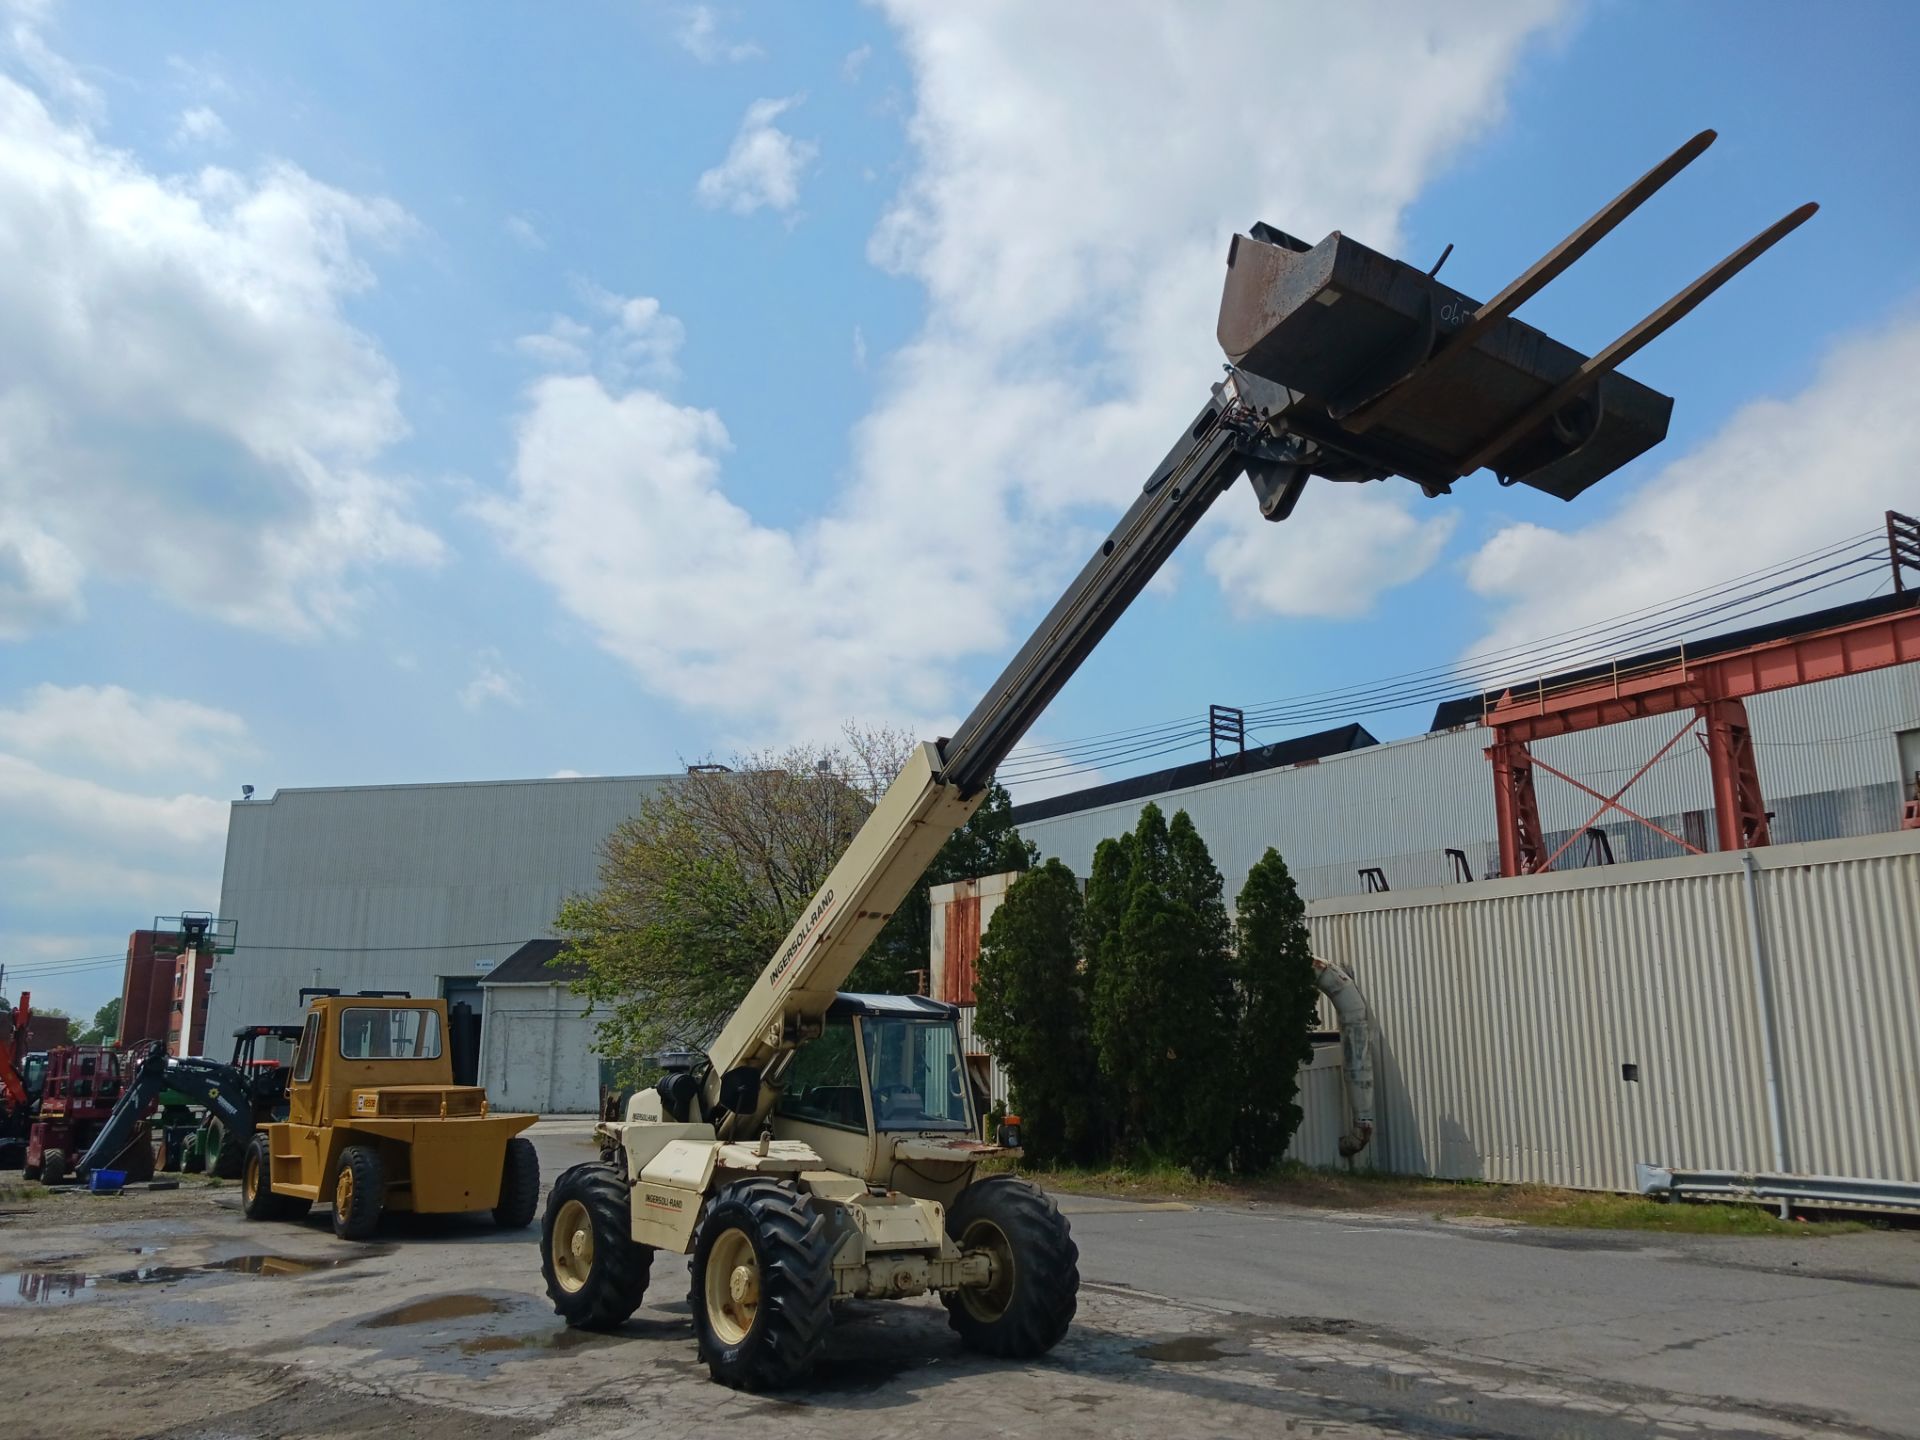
553,1199,595,1294
704,1228,761,1346
957,1217,1016,1323
335,1166,354,1213
244,1153,261,1204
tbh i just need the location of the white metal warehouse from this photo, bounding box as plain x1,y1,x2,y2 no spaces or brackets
203,773,674,1113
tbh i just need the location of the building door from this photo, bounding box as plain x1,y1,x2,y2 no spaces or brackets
442,979,484,1087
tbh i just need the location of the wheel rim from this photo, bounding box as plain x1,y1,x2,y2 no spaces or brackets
244,1151,261,1204
957,1216,1016,1323
704,1227,761,1346
552,1199,595,1293
335,1165,354,1214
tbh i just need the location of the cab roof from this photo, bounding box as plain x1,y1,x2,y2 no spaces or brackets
827,992,959,1021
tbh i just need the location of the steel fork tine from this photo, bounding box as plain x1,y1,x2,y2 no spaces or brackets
1457,200,1820,478
1344,129,1718,430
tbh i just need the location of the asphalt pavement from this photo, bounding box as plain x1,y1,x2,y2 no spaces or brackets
0,1119,1910,1439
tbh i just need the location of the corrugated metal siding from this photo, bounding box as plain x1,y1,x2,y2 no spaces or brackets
479,983,603,1114
1307,829,1920,1191
208,774,674,1048
954,1004,1010,1114
1283,1045,1367,1169
1015,661,1920,904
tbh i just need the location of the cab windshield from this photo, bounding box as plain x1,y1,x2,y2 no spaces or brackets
338,1007,442,1060
863,1016,970,1132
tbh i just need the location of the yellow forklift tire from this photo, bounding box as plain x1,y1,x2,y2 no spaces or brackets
542,1162,653,1329
941,1175,1079,1358
331,1145,384,1240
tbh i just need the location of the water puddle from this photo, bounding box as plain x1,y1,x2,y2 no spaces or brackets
3,1271,97,1305
1134,1334,1242,1363
362,1294,511,1329
3,1249,387,1301
115,1253,370,1284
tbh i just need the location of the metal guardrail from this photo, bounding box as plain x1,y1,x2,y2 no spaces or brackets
1637,1163,1920,1214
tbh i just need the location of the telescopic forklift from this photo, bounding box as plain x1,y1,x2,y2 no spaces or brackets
538,131,1814,1390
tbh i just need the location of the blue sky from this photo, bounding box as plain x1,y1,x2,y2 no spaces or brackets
4,0,1918,1019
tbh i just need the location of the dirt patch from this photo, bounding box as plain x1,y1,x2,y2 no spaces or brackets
362,1292,513,1328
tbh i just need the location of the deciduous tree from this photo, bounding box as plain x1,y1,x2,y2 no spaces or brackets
560,726,1031,1068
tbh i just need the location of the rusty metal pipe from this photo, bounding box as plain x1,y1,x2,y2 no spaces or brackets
1313,956,1374,1158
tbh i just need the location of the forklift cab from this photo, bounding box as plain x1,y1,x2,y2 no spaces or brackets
230,1025,304,1113
21,1053,47,1105
769,993,993,1199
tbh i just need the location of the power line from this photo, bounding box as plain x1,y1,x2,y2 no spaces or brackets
997,525,1883,772
997,523,1899,787
3,953,126,975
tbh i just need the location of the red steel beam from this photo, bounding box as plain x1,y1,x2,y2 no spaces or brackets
1485,603,1920,744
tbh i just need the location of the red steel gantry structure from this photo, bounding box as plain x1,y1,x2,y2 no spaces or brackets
1486,510,1920,877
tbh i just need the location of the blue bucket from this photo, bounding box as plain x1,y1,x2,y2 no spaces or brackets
88,1169,127,1193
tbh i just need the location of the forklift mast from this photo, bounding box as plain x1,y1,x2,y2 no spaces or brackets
683,132,1813,1137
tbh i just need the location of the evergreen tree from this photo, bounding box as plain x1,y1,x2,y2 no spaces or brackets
1231,848,1321,1172
971,860,1099,1164
1081,831,1134,1001
1164,811,1238,1171
1092,806,1183,1159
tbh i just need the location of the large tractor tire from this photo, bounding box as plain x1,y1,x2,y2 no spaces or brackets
241,1133,310,1222
205,1119,245,1179
493,1136,540,1229
941,1175,1079,1358
688,1178,833,1391
331,1145,384,1240
39,1148,69,1187
542,1162,654,1330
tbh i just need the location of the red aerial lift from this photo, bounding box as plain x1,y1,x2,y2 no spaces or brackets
1,991,48,1171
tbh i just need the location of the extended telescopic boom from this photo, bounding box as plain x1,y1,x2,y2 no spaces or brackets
687,137,1814,1134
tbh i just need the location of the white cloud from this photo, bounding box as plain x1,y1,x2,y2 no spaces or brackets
170,104,228,148
1,851,212,910
504,213,545,249
842,44,873,83
0,753,229,847
695,95,817,216
460,650,524,710
0,683,250,777
675,5,761,63
0,60,442,641
1464,313,1920,662
1204,485,1460,620
549,769,586,779
485,5,1563,744
3,0,102,119
0,515,84,637
514,287,685,384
